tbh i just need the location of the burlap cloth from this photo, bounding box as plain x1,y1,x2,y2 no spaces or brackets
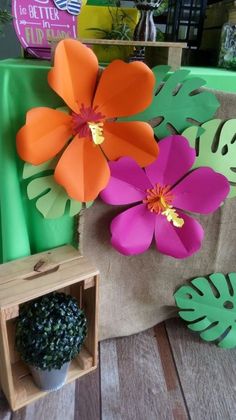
82,90,236,340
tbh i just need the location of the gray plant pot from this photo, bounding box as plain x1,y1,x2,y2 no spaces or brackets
29,362,70,391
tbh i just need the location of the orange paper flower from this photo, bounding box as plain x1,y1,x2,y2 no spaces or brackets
16,39,158,202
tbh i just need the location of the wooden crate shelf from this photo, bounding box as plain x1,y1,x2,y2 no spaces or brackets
11,347,94,410
0,245,99,411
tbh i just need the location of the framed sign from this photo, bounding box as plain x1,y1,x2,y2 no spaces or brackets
12,0,78,59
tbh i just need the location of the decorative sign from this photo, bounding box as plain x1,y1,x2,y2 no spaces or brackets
12,0,77,59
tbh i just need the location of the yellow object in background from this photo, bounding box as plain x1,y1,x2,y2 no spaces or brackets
77,5,139,63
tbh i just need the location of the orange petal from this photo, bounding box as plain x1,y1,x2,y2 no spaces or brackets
93,60,155,118
101,121,158,167
48,39,99,114
16,108,72,165
54,135,110,202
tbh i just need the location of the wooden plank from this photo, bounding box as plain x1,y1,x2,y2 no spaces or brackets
100,328,186,420
100,339,121,420
0,259,99,308
0,245,81,284
7,320,20,364
50,37,187,48
11,382,76,420
4,306,19,321
76,348,94,370
79,39,187,48
167,47,183,70
0,312,15,409
154,324,188,420
74,357,101,420
166,318,236,420
84,277,95,289
83,275,99,367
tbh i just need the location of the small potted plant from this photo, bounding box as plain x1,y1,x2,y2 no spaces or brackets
84,1,138,62
15,292,87,391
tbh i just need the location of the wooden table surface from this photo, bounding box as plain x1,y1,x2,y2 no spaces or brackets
50,37,187,48
2,318,236,419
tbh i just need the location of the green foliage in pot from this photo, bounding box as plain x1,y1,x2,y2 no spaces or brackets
87,0,136,62
87,0,136,41
88,8,133,41
15,292,87,371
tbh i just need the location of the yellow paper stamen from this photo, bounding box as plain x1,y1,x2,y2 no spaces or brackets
88,122,104,145
143,184,184,228
161,206,184,228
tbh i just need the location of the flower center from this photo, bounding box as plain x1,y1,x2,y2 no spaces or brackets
72,104,105,145
143,184,184,228
143,184,173,213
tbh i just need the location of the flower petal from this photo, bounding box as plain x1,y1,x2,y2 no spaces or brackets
145,135,196,186
16,108,72,165
101,121,158,167
48,39,99,114
155,212,204,259
172,168,230,214
111,204,156,255
93,60,155,118
54,135,110,202
100,157,152,205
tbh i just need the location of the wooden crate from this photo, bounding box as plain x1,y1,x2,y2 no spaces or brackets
0,245,99,411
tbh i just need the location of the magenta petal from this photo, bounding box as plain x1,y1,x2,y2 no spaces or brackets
172,168,230,214
110,204,156,255
155,212,204,258
100,157,152,205
145,136,196,186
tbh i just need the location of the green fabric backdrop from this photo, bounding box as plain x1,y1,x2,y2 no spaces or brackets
1,58,235,263
0,59,74,263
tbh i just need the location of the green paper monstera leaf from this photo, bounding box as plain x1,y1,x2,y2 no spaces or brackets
123,66,220,138
174,273,236,349
23,159,93,219
183,119,236,198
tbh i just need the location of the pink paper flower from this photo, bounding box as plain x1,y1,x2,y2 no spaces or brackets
100,136,230,258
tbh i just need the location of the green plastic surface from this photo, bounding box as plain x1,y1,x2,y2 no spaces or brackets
0,59,74,262
182,66,236,94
